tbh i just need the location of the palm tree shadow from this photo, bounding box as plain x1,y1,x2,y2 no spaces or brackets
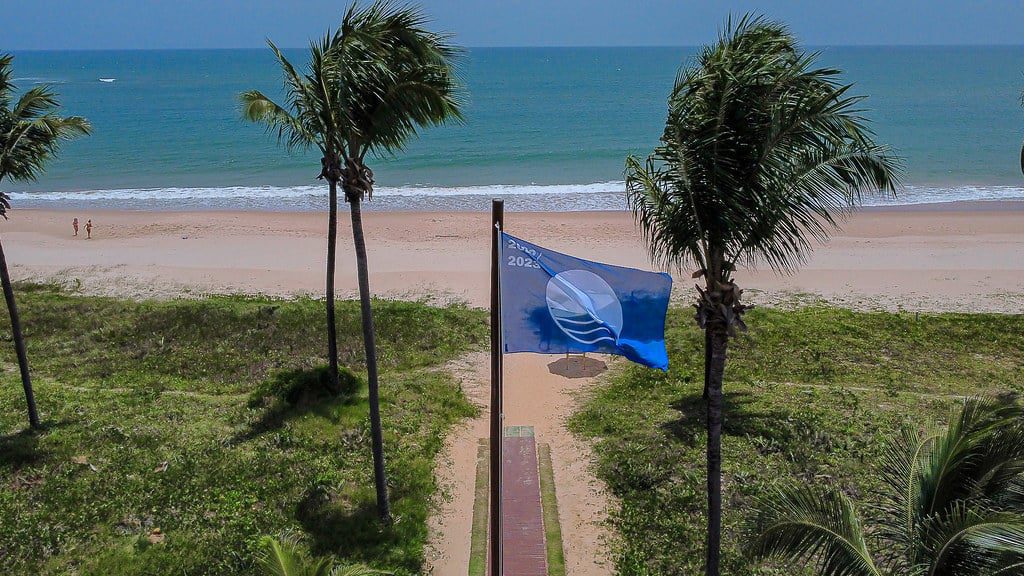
295,482,414,568
230,367,360,445
0,419,74,471
662,390,790,448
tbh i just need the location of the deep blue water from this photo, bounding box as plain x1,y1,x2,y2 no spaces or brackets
5,46,1024,210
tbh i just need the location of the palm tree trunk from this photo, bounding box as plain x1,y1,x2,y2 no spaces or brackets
349,197,392,523
705,320,728,576
0,237,40,429
703,328,712,399
326,180,340,392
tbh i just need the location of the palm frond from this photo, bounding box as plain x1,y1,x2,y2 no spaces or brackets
256,535,389,576
0,58,91,192
0,54,14,111
918,502,1024,576
749,484,882,576
917,398,1022,518
239,89,316,152
257,535,333,576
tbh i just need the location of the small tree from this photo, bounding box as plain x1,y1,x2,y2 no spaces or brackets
241,1,462,522
625,16,900,575
0,54,90,429
750,398,1024,575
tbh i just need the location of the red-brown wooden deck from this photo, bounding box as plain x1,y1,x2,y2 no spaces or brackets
489,426,548,576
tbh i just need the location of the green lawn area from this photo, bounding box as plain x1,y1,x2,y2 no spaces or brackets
0,284,487,575
571,305,1024,575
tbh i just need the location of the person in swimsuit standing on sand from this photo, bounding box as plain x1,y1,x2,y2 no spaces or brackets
86,219,92,239
73,218,79,236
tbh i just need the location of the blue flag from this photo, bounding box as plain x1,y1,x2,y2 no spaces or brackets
500,232,673,370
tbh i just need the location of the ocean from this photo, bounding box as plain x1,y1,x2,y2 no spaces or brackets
5,46,1024,211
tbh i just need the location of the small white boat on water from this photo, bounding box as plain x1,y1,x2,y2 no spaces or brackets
99,78,116,83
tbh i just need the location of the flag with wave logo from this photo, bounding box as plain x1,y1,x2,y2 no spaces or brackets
500,232,672,370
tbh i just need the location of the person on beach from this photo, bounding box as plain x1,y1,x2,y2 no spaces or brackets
73,217,79,236
86,219,92,239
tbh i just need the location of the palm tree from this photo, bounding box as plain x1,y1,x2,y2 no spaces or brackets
240,1,462,523
624,16,900,576
750,397,1024,575
1019,90,1023,176
257,535,389,576
0,54,90,429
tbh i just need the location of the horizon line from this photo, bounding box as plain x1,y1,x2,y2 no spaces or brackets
7,42,1024,53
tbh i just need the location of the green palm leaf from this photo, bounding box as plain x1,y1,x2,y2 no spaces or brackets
917,503,1024,576
0,54,91,206
750,484,882,576
751,398,1024,576
256,535,390,576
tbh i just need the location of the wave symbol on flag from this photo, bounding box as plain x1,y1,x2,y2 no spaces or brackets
545,269,624,345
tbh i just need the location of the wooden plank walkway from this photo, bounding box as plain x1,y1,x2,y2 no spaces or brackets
490,426,548,576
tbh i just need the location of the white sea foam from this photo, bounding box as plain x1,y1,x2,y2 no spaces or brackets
8,182,1024,210
9,181,626,202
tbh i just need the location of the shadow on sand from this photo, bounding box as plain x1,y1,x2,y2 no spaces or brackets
547,356,607,379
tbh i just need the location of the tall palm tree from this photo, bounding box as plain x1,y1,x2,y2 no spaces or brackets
0,54,90,429
624,16,900,576
240,1,462,523
750,397,1024,575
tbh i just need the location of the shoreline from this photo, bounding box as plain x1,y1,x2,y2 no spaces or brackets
3,204,1023,313
11,197,1024,215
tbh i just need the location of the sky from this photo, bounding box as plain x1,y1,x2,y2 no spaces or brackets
4,0,1024,50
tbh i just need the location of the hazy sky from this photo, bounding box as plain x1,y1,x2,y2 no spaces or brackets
5,0,1024,50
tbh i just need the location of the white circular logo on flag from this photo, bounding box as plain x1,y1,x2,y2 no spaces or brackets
545,269,623,345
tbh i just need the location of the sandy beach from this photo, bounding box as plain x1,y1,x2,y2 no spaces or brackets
4,202,1024,312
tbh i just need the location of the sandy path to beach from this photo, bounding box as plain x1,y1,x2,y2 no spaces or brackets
3,203,1024,574
426,351,616,576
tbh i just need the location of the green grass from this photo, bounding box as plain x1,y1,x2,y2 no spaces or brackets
538,443,566,576
571,305,1024,575
468,441,489,576
0,284,487,575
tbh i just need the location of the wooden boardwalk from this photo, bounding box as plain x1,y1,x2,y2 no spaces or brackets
490,426,548,576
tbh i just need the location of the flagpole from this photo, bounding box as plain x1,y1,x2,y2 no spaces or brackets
489,198,504,576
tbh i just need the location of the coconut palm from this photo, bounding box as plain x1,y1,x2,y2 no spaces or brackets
624,16,901,575
0,54,90,429
257,535,390,576
240,1,461,522
750,397,1024,575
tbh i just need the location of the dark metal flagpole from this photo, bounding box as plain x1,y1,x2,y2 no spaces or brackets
489,198,504,576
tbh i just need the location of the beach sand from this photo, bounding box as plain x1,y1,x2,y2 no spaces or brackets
5,203,1024,312
4,202,1023,575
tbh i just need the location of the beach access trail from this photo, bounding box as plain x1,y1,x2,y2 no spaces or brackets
6,203,1024,574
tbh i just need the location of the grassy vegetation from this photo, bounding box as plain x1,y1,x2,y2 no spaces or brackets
468,441,489,576
571,305,1024,575
538,443,566,576
0,284,487,575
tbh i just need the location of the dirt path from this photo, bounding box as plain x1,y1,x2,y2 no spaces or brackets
426,351,615,576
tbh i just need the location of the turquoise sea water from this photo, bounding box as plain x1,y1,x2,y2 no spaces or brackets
5,46,1024,211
